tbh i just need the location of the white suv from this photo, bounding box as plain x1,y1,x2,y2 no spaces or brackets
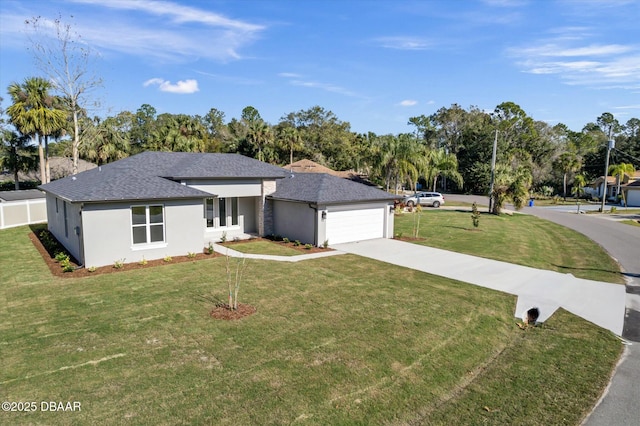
403,192,445,208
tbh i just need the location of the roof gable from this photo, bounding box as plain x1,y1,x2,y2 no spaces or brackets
269,173,397,204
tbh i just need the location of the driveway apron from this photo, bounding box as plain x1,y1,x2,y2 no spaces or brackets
333,238,626,336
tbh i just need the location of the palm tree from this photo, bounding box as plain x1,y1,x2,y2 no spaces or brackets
491,164,532,214
247,121,273,162
608,163,635,204
376,134,425,194
555,152,581,201
572,174,587,199
6,77,67,183
278,126,303,168
81,116,130,165
425,148,464,192
1,130,37,189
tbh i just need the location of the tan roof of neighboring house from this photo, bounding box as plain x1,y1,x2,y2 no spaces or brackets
48,157,97,180
284,159,358,179
0,157,97,182
589,176,617,187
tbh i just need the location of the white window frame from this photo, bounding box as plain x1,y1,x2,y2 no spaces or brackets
204,197,240,230
131,204,166,247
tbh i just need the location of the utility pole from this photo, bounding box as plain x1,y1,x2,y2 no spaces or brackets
600,129,614,212
488,130,498,213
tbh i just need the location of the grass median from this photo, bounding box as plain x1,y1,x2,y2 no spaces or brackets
394,210,625,284
0,225,622,425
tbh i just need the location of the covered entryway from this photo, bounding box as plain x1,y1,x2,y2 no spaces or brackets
325,206,385,244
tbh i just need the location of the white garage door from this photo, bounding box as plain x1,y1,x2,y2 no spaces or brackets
326,207,384,245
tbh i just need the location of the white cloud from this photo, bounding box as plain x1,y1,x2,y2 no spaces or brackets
14,0,267,63
399,100,418,106
143,78,199,94
278,72,364,98
508,29,640,89
374,36,434,51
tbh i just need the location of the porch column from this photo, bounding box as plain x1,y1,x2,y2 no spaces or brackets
258,179,277,236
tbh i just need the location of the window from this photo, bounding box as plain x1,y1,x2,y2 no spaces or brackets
63,202,68,238
219,197,227,227
231,197,238,226
132,205,165,244
204,197,239,228
205,198,214,228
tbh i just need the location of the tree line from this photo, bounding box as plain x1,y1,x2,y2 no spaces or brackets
2,80,639,212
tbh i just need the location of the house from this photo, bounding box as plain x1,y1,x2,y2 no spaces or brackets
38,152,396,267
588,171,640,201
622,180,640,207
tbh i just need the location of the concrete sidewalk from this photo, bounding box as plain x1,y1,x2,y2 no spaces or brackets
212,243,345,262
333,239,626,336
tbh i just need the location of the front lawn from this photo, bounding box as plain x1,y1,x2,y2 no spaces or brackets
394,210,625,284
0,225,622,425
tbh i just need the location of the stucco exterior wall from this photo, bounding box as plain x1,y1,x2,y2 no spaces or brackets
81,199,205,268
46,194,83,262
185,179,262,197
272,200,317,245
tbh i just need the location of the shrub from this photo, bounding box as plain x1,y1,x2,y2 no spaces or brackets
206,242,214,255
283,237,290,244
220,231,227,243
113,259,125,269
55,252,69,263
187,252,197,259
322,239,329,249
139,257,148,266
163,255,172,262
62,264,75,273
471,202,480,228
304,244,312,250
293,240,301,246
87,266,97,273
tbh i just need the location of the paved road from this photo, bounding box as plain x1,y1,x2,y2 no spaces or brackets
444,194,640,425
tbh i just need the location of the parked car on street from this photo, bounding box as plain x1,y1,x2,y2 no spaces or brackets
403,192,445,208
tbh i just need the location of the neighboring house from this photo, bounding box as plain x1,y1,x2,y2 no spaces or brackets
0,189,47,230
269,173,396,246
588,171,640,200
0,156,97,183
622,180,640,207
284,159,375,186
587,176,618,200
38,152,396,267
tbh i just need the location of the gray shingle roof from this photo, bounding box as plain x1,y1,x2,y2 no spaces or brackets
39,151,288,203
269,172,398,204
0,189,46,202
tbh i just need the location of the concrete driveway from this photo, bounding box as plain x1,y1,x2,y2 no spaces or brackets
333,238,626,336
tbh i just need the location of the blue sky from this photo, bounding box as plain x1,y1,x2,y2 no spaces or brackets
1,0,639,135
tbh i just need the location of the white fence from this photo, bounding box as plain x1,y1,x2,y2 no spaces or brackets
0,199,47,230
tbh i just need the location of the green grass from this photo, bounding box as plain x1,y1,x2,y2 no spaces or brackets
0,226,622,425
222,240,301,256
621,219,640,227
395,210,625,284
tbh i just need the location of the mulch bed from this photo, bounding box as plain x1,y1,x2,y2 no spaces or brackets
220,237,331,254
209,303,256,320
29,230,219,278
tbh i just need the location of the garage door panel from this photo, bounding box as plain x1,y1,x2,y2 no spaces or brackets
326,207,384,245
